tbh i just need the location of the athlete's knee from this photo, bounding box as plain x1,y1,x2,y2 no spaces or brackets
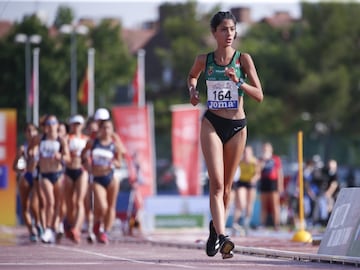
210,178,223,195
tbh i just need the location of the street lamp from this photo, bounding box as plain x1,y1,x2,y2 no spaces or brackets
60,24,88,116
15,33,42,123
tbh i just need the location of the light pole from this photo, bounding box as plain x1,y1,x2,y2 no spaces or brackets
15,33,42,123
60,24,88,116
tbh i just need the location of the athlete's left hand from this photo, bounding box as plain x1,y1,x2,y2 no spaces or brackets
224,67,237,82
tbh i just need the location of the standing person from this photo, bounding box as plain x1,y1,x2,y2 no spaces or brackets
28,115,70,243
12,123,42,242
63,115,89,243
232,145,260,235
81,118,123,244
187,11,263,259
259,142,284,230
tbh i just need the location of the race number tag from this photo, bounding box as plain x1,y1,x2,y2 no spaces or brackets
206,80,238,110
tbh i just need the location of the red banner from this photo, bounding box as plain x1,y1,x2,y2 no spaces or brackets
171,105,201,195
0,109,17,225
112,105,155,197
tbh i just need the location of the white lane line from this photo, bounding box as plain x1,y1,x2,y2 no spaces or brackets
0,262,103,266
54,245,198,269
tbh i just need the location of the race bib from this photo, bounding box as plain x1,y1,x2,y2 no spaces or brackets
40,140,61,158
92,148,114,166
69,137,87,156
206,80,238,110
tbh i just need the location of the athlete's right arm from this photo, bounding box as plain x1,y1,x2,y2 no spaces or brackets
12,145,25,172
27,135,40,159
81,139,93,171
187,54,206,106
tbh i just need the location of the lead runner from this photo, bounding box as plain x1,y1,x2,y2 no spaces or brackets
187,11,263,259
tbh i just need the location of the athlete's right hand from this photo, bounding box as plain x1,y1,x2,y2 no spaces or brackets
189,86,200,106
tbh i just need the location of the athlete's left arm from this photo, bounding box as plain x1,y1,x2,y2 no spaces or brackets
59,137,71,164
251,158,261,184
113,141,123,169
277,156,285,194
240,53,264,102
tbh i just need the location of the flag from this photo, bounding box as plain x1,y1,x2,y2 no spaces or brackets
29,71,34,106
132,65,139,105
78,68,89,105
132,49,145,107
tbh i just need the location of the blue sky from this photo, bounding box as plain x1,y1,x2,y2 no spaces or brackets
0,0,303,28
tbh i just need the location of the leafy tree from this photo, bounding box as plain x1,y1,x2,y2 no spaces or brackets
240,2,360,162
0,6,135,134
0,14,52,131
89,18,134,109
53,5,74,29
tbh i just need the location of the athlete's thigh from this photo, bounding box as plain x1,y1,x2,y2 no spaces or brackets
106,178,120,208
223,128,247,184
41,179,55,204
93,183,108,210
54,180,64,205
19,178,31,203
200,118,224,182
63,177,74,200
238,187,247,208
75,171,88,201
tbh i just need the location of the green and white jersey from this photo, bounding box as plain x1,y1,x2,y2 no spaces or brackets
205,51,245,110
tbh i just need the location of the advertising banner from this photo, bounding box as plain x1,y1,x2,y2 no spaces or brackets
112,105,155,197
171,105,201,195
0,109,17,225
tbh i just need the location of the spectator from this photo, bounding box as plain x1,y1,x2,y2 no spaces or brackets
259,142,284,230
312,159,339,226
231,145,260,235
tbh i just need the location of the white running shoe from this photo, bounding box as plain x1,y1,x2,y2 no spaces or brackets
41,228,56,244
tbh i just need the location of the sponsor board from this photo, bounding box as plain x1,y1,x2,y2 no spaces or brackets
318,188,360,257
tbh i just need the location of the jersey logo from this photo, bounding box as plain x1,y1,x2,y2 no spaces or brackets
207,65,214,76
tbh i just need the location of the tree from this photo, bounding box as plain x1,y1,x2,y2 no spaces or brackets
240,2,360,162
89,18,134,109
0,6,135,135
0,14,52,131
53,5,74,29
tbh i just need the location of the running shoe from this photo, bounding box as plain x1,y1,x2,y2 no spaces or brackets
70,228,81,244
206,220,219,257
65,228,72,239
93,221,100,236
219,234,235,259
36,224,44,238
41,228,56,244
63,220,72,239
97,232,108,244
87,232,96,243
29,233,38,243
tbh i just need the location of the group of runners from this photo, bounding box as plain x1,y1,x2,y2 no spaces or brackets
13,108,134,244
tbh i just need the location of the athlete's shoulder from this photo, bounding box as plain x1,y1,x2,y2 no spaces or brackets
194,53,208,64
239,52,253,63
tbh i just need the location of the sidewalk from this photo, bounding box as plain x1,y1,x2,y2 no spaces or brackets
143,227,360,266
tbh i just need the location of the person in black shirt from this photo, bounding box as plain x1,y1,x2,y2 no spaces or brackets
312,159,339,226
